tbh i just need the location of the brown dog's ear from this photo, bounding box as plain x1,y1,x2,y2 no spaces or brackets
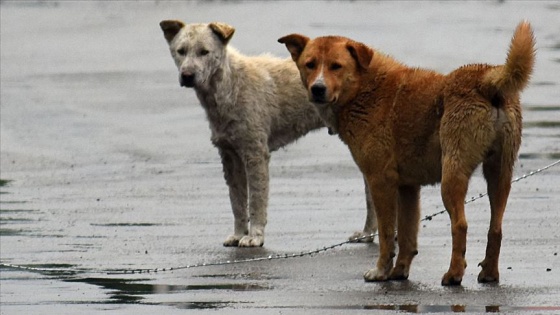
346,41,373,70
209,22,235,44
160,20,185,43
278,34,310,62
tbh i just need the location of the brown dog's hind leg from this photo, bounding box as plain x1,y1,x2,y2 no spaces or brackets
440,160,473,286
389,185,421,280
478,153,513,283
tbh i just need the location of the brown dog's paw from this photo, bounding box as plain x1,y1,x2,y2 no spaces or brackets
441,271,463,286
477,260,500,283
477,271,499,283
389,265,410,281
364,267,390,282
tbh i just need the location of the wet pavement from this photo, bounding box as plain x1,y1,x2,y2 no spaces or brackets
1,1,559,314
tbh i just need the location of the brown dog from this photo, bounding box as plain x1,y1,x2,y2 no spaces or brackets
279,21,535,285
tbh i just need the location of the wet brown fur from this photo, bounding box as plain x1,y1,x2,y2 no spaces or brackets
279,21,535,285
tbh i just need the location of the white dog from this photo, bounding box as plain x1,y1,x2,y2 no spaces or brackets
160,20,376,247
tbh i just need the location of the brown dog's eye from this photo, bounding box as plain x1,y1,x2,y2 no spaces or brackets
330,62,342,70
200,49,209,56
177,48,187,56
305,61,316,70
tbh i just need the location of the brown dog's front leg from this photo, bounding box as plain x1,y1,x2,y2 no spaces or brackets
363,178,398,282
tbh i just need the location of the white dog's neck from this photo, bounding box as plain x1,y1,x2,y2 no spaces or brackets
194,47,243,130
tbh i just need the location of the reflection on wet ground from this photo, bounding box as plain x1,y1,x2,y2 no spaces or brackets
519,152,560,160
0,179,35,237
324,304,560,313
62,276,271,309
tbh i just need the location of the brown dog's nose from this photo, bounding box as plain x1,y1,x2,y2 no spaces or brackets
310,83,327,102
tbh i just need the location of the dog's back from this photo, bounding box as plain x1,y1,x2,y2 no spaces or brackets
440,21,535,175
225,49,324,150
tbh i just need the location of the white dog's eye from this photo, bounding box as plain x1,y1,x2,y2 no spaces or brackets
199,49,209,56
177,48,187,56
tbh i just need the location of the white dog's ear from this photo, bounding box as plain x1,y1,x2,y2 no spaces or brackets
209,22,235,44
160,20,185,43
278,34,310,62
346,40,373,71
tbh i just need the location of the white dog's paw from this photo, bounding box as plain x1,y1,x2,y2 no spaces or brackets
238,235,264,247
223,234,244,247
363,267,389,282
348,231,376,243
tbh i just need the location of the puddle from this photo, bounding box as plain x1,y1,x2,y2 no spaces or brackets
0,180,39,237
519,152,560,160
65,277,270,305
170,301,238,310
335,304,560,313
525,106,560,111
1,263,82,277
0,179,12,195
195,272,283,281
523,121,560,128
90,223,163,227
0,179,12,187
0,228,28,236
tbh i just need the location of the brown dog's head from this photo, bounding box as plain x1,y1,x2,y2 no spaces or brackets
278,34,373,106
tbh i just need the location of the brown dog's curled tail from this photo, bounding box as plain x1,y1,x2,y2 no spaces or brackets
483,21,536,95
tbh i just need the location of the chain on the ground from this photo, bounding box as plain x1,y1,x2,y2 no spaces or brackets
1,159,559,276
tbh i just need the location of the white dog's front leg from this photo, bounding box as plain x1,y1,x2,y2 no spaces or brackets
219,148,249,246
349,178,378,243
238,148,270,247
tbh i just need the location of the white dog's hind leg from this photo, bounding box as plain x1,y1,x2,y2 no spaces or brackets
219,148,249,246
349,178,378,243
238,148,270,247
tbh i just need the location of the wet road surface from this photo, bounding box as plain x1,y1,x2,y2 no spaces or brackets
1,1,559,314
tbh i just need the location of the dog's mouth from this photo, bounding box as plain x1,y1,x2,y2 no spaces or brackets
310,95,337,106
309,84,338,105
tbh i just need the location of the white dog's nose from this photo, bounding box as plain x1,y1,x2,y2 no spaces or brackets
180,71,195,87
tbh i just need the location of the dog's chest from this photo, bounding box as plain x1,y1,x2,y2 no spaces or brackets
196,91,243,146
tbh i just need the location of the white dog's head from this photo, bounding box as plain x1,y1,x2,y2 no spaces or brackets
160,20,235,89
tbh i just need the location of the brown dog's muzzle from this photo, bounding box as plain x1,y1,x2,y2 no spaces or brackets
310,82,328,103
